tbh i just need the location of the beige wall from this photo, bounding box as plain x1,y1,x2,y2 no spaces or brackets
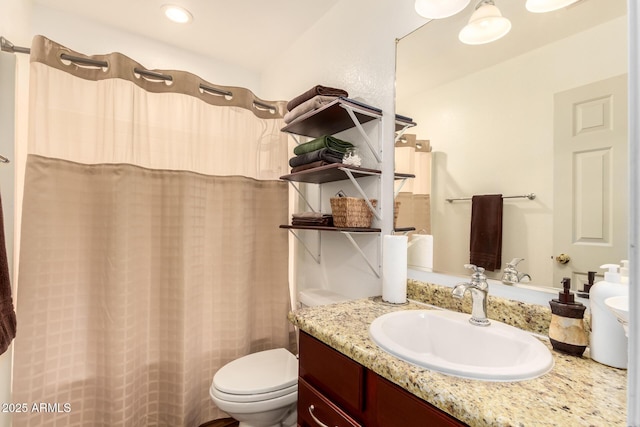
0,0,31,46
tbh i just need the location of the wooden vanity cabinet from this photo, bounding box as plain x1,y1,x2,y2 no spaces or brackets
298,330,366,426
369,374,467,427
298,378,362,427
298,331,467,427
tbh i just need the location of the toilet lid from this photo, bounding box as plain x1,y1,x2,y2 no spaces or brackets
213,348,298,395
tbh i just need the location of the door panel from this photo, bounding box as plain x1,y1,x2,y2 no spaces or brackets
553,74,628,289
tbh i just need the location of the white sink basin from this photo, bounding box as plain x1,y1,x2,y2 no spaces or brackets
605,296,629,337
369,309,553,381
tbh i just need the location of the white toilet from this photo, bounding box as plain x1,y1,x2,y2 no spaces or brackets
210,348,298,427
209,289,349,427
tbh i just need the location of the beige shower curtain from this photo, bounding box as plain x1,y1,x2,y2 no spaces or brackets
395,133,432,234
13,36,292,427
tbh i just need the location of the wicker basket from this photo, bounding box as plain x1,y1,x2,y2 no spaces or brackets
330,197,377,228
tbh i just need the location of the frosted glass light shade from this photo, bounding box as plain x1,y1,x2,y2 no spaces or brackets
525,0,580,13
458,2,511,45
415,0,471,19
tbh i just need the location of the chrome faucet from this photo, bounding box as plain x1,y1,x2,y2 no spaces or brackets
501,258,531,284
452,264,490,326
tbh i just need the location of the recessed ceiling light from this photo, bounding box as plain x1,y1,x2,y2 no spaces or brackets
162,5,193,24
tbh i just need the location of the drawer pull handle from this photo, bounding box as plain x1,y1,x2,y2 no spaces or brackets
308,404,337,427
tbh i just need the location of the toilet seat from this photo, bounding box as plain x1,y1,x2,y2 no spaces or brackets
210,383,297,404
211,348,298,403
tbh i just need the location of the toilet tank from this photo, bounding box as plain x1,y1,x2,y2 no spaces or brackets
298,289,350,308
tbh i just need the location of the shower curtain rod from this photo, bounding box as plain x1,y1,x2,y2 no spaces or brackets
0,36,29,54
1,36,277,113
1,37,180,82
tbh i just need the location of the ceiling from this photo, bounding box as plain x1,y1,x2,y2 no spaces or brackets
30,0,626,91
32,0,340,73
396,0,627,99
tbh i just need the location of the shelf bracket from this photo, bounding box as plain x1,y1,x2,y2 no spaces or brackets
288,182,316,212
341,232,380,278
341,105,382,163
394,177,409,198
394,229,413,236
395,122,413,142
288,229,320,264
339,168,382,221
290,134,302,145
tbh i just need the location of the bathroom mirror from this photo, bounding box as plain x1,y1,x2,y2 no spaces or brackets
396,0,627,289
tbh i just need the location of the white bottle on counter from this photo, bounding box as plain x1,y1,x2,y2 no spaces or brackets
620,259,629,284
589,264,629,369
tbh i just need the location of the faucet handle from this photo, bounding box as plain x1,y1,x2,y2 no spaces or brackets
464,264,487,284
464,264,485,274
507,258,524,268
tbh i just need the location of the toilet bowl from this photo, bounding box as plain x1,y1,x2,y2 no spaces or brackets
210,289,350,427
210,348,298,427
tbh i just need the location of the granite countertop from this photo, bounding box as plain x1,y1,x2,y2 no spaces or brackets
289,295,627,427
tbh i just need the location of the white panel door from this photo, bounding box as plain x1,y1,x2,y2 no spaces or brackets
553,74,628,289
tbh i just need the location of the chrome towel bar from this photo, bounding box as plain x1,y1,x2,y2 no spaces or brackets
446,193,536,203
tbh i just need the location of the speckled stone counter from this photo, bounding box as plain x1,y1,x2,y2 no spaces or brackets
289,296,627,427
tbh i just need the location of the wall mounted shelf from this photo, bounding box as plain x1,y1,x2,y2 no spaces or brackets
280,225,415,278
281,98,382,138
395,114,417,143
280,225,381,233
280,225,415,233
281,96,417,282
280,163,414,184
281,164,414,220
282,98,386,162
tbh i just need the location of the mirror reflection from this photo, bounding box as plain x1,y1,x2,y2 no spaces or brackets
395,0,627,289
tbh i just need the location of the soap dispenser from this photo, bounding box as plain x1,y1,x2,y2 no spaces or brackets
549,278,587,356
577,271,597,299
589,264,629,369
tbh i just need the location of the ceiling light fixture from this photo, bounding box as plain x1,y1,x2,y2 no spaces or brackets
414,0,471,19
525,0,581,13
458,0,511,45
161,5,193,24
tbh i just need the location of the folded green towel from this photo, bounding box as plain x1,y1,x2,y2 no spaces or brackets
293,135,354,155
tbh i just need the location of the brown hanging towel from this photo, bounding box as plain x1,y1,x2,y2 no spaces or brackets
0,192,16,355
469,194,503,271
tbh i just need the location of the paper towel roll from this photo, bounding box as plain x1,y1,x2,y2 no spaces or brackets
382,235,408,304
408,234,433,269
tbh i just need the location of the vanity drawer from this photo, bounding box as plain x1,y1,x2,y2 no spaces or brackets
298,377,362,427
299,332,365,415
372,373,468,427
